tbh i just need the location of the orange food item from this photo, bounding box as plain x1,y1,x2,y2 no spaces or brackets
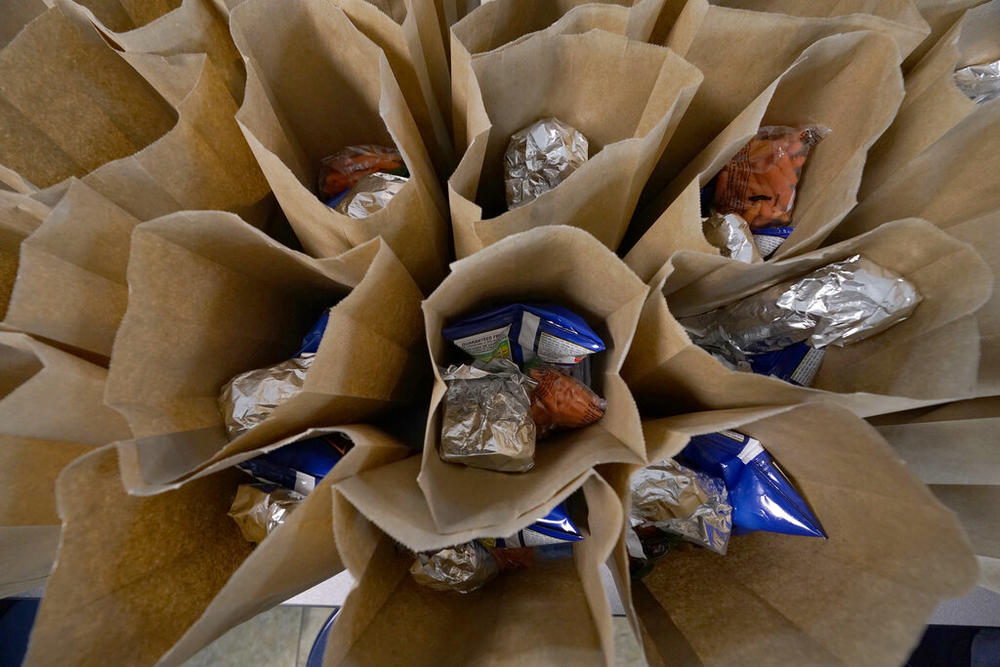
318,144,406,200
713,126,828,229
528,367,607,438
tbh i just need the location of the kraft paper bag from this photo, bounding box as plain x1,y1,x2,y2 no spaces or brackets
0,0,46,48
71,0,180,30
0,190,50,321
623,218,992,419
231,0,449,293
2,180,139,363
869,396,1000,593
449,28,701,257
861,0,1000,197
419,225,648,533
907,0,991,69
23,424,408,666
834,103,1000,396
449,0,666,147
322,470,623,665
618,403,977,666
330,0,454,176
0,333,131,597
105,210,426,493
641,0,924,202
0,5,272,226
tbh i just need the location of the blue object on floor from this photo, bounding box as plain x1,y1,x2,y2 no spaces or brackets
306,607,341,667
0,598,40,666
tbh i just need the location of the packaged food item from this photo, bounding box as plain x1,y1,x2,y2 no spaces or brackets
528,366,607,438
680,255,922,371
714,125,829,229
237,434,352,495
410,541,500,593
629,458,732,555
702,212,759,263
228,483,303,543
747,342,825,387
954,59,1000,105
504,117,589,209
317,144,407,202
331,172,408,218
439,359,537,472
751,225,794,259
442,303,605,370
677,431,825,539
484,502,583,548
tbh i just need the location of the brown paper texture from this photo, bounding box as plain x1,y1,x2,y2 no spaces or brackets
231,0,449,292
419,225,648,533
0,333,131,597
3,180,139,362
619,403,978,666
861,0,1000,197
0,6,272,226
628,30,904,268
835,103,1000,396
623,218,992,419
323,470,622,665
907,0,991,70
71,0,181,31
449,28,701,257
0,190,49,321
105,210,426,492
0,0,46,49
24,424,408,666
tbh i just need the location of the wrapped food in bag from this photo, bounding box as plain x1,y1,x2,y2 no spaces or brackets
954,59,1000,104
528,366,607,438
702,212,760,263
318,144,408,202
228,483,303,543
504,117,589,209
333,172,408,219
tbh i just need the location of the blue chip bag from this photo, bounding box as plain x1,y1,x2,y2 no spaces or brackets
752,226,794,259
442,303,605,369
488,502,583,548
296,309,332,357
748,342,826,387
677,430,825,539
238,435,352,495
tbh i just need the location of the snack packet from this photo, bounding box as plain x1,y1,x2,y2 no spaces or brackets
331,172,408,218
228,483,303,543
751,225,794,259
528,366,607,438
746,342,825,387
954,59,1000,105
318,144,408,202
714,125,829,229
504,117,588,210
703,212,760,263
237,434,352,495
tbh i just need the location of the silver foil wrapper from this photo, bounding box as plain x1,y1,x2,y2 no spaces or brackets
703,213,759,263
228,484,304,543
334,172,408,219
681,255,922,366
630,459,732,555
504,117,588,209
439,359,537,472
954,59,1000,105
410,541,499,593
219,353,314,439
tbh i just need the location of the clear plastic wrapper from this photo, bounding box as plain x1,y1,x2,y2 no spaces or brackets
439,359,537,472
714,125,829,229
680,255,922,369
703,212,759,263
219,354,314,439
630,459,732,555
954,59,1000,105
228,483,304,543
317,144,407,202
527,366,606,438
504,117,588,209
332,172,408,218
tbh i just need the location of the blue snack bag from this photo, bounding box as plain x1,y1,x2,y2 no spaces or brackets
296,309,332,356
677,430,825,539
238,434,352,495
752,226,794,259
748,342,826,387
488,502,583,548
442,303,605,369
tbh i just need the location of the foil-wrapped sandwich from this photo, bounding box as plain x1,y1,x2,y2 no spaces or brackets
228,484,303,543
439,359,537,472
219,354,314,439
410,541,500,594
504,117,588,209
954,59,1000,105
703,212,759,263
333,171,408,219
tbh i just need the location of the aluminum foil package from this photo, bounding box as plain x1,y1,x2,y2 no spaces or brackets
528,366,606,438
630,458,732,554
954,59,1000,105
678,431,825,539
332,172,408,218
681,255,922,368
504,117,588,209
410,541,500,593
219,354,314,439
237,434,352,495
703,212,759,263
439,359,537,472
317,144,407,201
228,483,304,543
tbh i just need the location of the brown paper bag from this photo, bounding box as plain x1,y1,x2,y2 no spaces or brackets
623,218,992,419
231,0,449,292
23,424,408,666
105,210,426,492
869,397,1000,593
449,28,701,257
70,0,181,30
0,333,131,597
0,5,272,227
834,103,1000,396
618,403,977,666
322,469,623,665
0,189,49,321
625,31,905,276
0,0,46,48
449,0,666,147
861,0,1000,197
907,0,991,70
418,225,647,533
2,180,139,363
